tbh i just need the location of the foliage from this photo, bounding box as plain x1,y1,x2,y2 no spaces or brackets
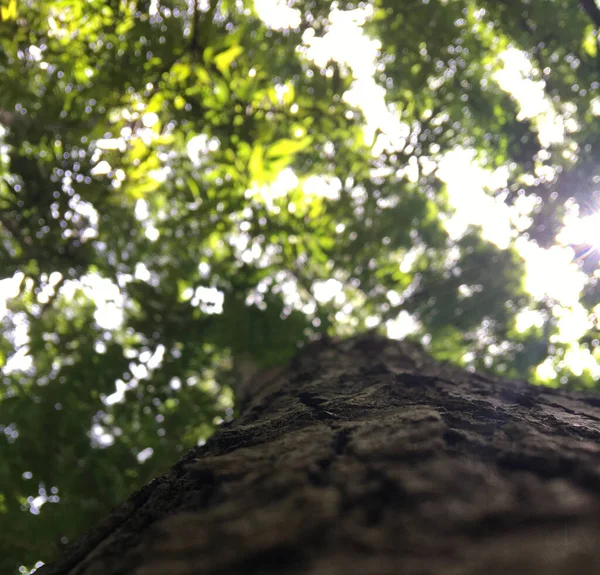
0,0,599,572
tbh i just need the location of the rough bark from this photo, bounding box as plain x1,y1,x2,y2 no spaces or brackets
39,333,600,575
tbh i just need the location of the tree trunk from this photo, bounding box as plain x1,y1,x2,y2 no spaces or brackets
39,333,600,575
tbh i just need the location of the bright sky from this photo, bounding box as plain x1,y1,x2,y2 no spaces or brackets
1,1,598,389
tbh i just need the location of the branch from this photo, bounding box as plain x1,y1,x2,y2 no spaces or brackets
38,275,66,318
190,0,201,54
0,209,33,247
580,0,600,28
190,0,218,56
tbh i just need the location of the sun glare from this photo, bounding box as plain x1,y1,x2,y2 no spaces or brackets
557,211,600,257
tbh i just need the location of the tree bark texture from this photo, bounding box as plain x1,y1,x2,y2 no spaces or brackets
39,334,600,574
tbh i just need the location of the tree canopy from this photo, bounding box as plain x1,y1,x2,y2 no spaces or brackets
1,0,600,572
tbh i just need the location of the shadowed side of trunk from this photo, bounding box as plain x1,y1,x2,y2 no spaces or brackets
39,334,600,575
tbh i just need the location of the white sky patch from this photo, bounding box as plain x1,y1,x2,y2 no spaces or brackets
119,197,159,246
130,363,149,380
145,223,160,242
437,149,513,249
493,48,564,148
70,197,99,240
386,289,402,306
187,134,209,166
557,211,600,250
191,286,225,314
241,242,263,264
246,167,299,208
63,274,124,330
146,344,165,370
273,274,303,309
28,45,43,62
104,378,135,406
270,167,299,196
564,344,600,378
552,303,592,344
134,262,152,282
95,137,126,152
148,167,171,183
515,238,586,307
230,232,264,265
199,262,211,278
313,278,343,303
254,0,301,30
4,346,33,374
536,356,557,382
141,112,159,128
513,193,539,217
90,160,112,176
301,4,409,152
230,232,248,253
135,199,150,221
137,447,154,463
515,308,545,333
91,424,116,447
303,174,342,200
137,127,157,146
303,6,376,77
36,272,64,305
386,310,420,340
0,272,24,321
399,246,424,274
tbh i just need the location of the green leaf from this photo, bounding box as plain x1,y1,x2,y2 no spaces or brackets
187,177,201,201
214,45,244,76
249,143,265,184
266,137,313,159
582,24,597,58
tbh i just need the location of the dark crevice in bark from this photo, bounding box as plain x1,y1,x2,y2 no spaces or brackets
584,396,600,408
242,544,308,574
332,427,352,455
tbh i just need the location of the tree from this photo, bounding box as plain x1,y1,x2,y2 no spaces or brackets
38,332,600,574
2,0,600,572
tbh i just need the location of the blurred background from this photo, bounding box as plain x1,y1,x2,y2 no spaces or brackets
1,0,600,572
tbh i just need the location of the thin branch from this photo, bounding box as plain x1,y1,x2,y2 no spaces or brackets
0,210,33,248
38,275,67,318
190,0,201,54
